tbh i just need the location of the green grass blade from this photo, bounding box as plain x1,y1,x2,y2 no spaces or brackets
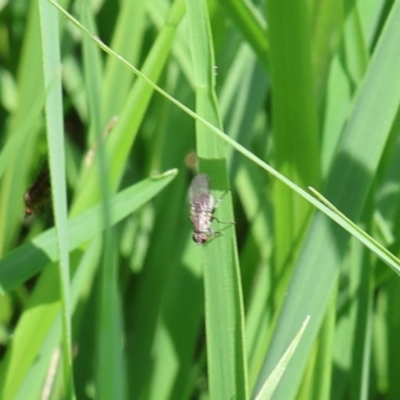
254,316,310,400
74,2,128,397
101,0,146,126
216,0,268,70
0,170,177,294
38,0,74,395
186,0,247,398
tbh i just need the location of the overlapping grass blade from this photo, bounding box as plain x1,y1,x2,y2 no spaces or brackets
0,171,177,293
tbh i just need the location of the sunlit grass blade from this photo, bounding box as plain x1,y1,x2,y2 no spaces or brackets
0,2,45,255
186,0,247,398
254,316,310,400
101,0,145,125
38,0,74,395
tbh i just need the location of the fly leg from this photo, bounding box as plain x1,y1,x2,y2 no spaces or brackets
206,218,234,242
211,191,235,239
212,216,235,225
211,189,235,226
208,225,231,241
212,190,229,210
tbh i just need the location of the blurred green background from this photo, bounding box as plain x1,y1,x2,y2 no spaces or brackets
1,0,400,399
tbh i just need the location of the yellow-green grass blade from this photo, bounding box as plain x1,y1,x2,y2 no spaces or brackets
186,0,247,399
255,1,400,398
38,0,74,395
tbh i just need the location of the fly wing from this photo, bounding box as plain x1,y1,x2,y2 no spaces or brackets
189,174,210,205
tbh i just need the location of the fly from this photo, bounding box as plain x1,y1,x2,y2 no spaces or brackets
24,161,51,217
189,173,234,245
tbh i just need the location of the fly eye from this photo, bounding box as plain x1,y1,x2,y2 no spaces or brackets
193,233,207,245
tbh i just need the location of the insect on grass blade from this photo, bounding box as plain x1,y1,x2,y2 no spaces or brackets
189,173,234,245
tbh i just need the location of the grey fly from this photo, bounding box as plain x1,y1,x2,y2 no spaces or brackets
189,173,233,245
